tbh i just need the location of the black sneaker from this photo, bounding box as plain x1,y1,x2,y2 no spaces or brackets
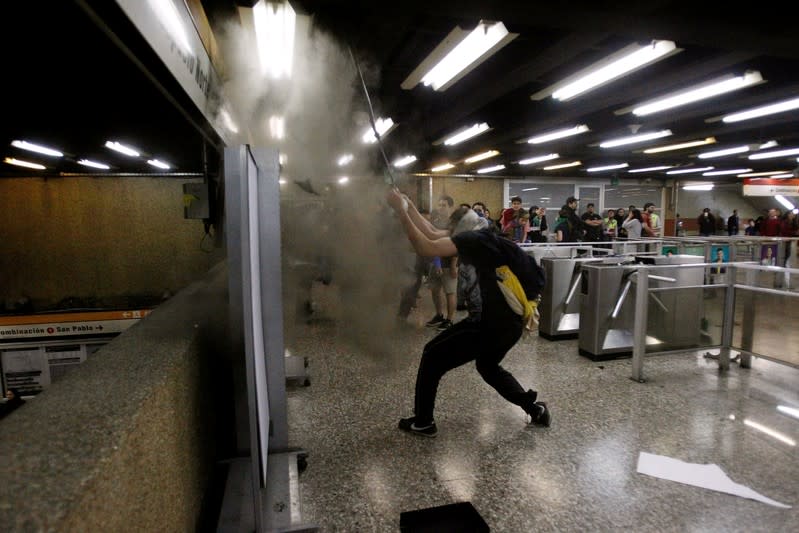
425,314,445,327
436,319,453,331
398,417,438,438
528,402,551,427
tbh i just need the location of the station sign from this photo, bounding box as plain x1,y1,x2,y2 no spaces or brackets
742,178,799,196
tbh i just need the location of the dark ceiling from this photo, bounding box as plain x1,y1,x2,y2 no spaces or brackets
2,1,798,184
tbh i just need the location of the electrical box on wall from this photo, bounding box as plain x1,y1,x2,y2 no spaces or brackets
183,183,210,219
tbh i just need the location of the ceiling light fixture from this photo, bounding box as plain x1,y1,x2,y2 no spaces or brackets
703,168,751,176
518,153,559,165
402,21,518,92
253,0,296,79
393,155,417,168
476,164,505,174
431,163,455,172
631,71,763,116
338,176,349,185
147,159,170,169
4,157,45,170
738,171,790,177
543,161,581,170
269,115,285,140
749,147,799,160
760,140,779,150
10,140,63,157
78,159,110,169
599,130,672,148
105,141,140,157
527,125,589,144
644,137,716,154
362,117,396,144
534,40,678,101
464,150,499,164
698,145,750,159
682,183,714,191
627,165,674,173
337,154,353,166
440,123,491,146
666,166,714,175
775,195,796,211
522,187,539,191
587,163,629,172
722,96,799,123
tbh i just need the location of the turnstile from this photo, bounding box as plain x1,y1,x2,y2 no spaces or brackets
539,256,615,340
578,255,704,360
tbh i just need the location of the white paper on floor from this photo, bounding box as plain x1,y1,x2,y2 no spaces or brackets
636,452,791,509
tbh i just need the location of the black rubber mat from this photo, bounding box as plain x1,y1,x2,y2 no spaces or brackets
399,501,489,532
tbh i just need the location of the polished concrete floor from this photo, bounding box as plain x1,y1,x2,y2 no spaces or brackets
284,286,798,532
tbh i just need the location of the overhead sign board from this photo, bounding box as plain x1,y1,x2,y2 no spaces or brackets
742,178,799,196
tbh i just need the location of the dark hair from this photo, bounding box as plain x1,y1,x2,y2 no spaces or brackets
439,195,454,207
644,202,654,209
531,205,539,211
510,196,523,204
459,203,471,209
587,203,595,208
631,208,643,221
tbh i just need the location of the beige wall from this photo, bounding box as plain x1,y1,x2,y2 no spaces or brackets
0,176,223,309
429,177,504,217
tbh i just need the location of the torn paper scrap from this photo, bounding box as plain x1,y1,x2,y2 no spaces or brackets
637,452,791,509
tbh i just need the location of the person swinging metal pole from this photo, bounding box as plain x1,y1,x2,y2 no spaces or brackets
348,44,396,187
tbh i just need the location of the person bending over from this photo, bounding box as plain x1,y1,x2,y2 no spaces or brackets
386,188,551,438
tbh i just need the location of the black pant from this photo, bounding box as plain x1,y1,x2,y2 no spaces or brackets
414,318,532,422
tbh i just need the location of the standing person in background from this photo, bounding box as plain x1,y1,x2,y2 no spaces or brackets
425,195,456,330
615,207,628,239
0,388,26,420
604,209,618,240
641,203,656,237
675,214,684,236
727,209,740,236
528,206,549,242
761,208,782,237
745,218,757,235
500,196,525,238
646,203,661,236
623,208,644,239
698,208,716,236
580,203,604,242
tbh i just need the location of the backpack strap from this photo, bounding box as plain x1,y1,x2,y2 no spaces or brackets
495,265,540,331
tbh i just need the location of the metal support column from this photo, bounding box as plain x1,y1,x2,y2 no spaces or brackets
631,270,649,382
739,269,756,368
718,265,736,371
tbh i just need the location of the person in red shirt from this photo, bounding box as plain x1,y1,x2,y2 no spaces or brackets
761,208,782,237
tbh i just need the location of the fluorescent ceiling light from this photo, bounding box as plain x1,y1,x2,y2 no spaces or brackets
644,137,716,154
738,170,790,177
147,159,170,169
760,140,779,150
528,125,589,144
632,71,763,116
682,184,714,191
362,117,396,144
703,168,751,176
749,147,799,160
269,115,285,140
11,140,63,157
628,165,673,173
105,141,140,157
723,96,799,123
599,130,672,148
78,159,110,169
147,0,192,53
4,157,45,170
778,405,799,420
667,166,714,175
441,123,491,146
431,163,454,172
743,418,796,446
519,153,559,165
393,155,417,168
542,40,678,101
587,163,629,172
337,154,353,166
770,173,794,178
522,187,539,191
253,0,296,79
476,164,505,174
403,21,518,92
338,176,349,185
698,145,750,159
278,178,287,185
543,161,581,170
464,150,499,164
775,195,796,211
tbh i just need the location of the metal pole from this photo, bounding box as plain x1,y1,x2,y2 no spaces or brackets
739,268,756,368
718,264,736,371
631,271,649,382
